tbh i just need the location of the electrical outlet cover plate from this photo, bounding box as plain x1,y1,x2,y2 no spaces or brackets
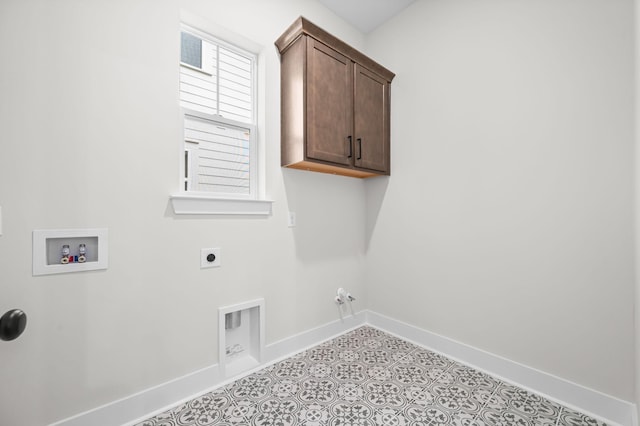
201,248,221,268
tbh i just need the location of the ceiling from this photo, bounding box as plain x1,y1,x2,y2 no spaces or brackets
317,0,417,33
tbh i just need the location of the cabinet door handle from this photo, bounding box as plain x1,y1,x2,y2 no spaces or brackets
347,136,353,158
357,138,362,160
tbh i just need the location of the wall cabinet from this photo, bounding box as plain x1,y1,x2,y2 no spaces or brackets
276,17,395,178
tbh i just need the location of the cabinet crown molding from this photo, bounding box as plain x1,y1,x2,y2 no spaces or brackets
275,16,395,83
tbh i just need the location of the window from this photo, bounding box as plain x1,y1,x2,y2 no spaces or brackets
171,25,271,215
179,26,256,198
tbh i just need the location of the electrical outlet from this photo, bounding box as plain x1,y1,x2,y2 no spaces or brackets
287,211,296,228
201,248,221,268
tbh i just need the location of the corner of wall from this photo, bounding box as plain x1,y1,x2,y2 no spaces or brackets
635,0,640,421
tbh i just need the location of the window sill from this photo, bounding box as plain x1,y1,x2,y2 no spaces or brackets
170,194,273,216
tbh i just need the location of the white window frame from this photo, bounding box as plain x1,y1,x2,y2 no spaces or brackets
171,22,272,215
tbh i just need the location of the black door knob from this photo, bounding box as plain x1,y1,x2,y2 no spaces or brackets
0,309,27,341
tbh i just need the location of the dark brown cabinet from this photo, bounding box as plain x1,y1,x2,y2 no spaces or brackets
306,37,353,167
276,17,395,178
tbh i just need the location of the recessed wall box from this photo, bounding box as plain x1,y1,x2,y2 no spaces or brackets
32,228,108,276
218,299,264,378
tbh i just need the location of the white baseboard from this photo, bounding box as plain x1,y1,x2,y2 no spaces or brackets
50,311,366,426
49,309,635,426
263,310,366,364
366,310,637,426
49,364,222,426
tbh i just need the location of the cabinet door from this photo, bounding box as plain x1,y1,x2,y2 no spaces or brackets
354,64,390,173
306,37,353,166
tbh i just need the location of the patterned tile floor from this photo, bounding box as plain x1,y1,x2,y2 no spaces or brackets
134,326,607,426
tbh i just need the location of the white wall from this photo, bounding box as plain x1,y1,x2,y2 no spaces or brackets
633,0,640,418
365,0,636,402
0,1,636,424
0,1,368,425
